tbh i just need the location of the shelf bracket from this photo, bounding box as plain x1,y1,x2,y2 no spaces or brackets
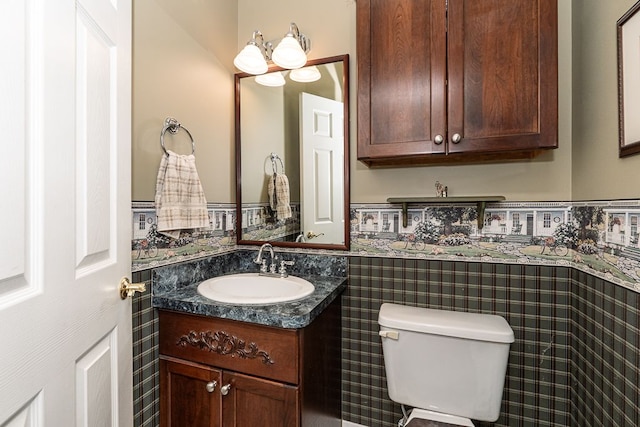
476,201,487,231
401,202,408,228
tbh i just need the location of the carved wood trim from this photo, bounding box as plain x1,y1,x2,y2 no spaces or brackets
177,330,275,365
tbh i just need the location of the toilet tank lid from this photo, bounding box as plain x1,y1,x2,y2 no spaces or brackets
378,303,514,343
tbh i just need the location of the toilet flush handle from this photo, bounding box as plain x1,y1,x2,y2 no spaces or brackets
379,330,400,340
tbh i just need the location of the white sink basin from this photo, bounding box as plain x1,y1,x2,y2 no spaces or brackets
197,273,315,305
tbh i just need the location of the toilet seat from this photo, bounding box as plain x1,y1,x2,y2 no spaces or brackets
405,408,475,427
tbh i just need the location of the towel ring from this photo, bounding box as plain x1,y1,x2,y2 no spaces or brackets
270,152,285,174
160,117,195,156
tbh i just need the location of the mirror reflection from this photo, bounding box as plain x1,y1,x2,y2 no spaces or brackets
235,55,349,250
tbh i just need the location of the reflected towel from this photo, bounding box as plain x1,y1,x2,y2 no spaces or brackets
267,173,292,220
155,150,209,239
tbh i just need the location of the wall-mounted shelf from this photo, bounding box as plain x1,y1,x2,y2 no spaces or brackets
386,196,506,229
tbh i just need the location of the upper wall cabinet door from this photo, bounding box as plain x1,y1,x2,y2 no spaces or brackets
357,0,448,163
356,0,558,167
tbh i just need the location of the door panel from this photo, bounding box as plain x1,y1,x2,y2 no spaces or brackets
0,0,132,425
300,92,344,244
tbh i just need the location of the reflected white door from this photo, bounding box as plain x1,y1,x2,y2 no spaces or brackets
0,0,133,425
300,92,344,244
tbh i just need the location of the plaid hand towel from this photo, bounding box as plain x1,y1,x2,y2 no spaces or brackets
155,150,209,239
267,173,292,220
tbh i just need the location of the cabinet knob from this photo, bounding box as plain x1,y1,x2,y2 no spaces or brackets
206,381,217,393
220,383,232,396
434,134,444,145
451,133,462,144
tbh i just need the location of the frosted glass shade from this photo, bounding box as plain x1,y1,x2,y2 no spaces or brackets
272,36,307,69
290,66,321,83
255,72,286,87
234,44,268,75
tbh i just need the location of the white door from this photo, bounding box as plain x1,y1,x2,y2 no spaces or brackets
0,0,133,425
300,92,344,244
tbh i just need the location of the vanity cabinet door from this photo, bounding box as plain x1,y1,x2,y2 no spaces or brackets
221,371,299,427
160,356,222,427
356,0,558,166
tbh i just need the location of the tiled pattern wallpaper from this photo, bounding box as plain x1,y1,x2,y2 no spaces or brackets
131,200,640,427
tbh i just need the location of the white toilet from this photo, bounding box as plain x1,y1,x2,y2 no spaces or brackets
378,303,515,427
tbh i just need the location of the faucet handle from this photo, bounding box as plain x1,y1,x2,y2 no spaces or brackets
260,259,268,273
278,260,295,277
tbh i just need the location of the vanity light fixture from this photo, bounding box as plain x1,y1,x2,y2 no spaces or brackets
289,65,321,83
235,23,311,75
272,23,311,69
255,71,286,87
233,31,272,75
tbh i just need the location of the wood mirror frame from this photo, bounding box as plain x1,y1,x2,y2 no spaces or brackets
235,54,350,250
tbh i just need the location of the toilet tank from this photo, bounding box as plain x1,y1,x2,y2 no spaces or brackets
378,303,514,422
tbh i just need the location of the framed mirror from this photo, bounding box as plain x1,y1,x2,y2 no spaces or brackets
235,54,350,250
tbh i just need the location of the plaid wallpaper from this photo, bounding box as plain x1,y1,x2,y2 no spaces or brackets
571,270,640,426
131,255,640,427
132,270,159,427
343,257,572,427
342,257,640,427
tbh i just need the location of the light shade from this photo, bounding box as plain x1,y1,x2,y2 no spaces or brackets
272,35,307,69
289,66,321,83
255,72,286,87
234,44,268,75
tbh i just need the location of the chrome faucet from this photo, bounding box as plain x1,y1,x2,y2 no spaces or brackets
254,243,275,273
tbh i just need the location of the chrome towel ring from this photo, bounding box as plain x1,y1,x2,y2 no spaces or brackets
160,117,195,156
270,152,285,174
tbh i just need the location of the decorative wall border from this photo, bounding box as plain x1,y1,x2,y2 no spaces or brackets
131,200,640,292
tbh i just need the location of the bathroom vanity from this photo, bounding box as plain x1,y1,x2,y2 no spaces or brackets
153,257,346,427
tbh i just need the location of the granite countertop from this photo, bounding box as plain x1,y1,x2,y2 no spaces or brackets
153,273,346,329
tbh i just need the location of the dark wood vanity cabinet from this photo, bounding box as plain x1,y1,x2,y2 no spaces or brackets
356,0,558,166
158,300,341,427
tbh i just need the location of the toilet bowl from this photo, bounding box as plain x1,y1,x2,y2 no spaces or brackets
378,303,514,426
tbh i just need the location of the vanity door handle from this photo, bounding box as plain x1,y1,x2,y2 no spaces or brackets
206,381,217,393
434,134,444,145
220,383,232,396
451,133,462,144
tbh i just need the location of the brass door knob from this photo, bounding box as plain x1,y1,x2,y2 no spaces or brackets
306,231,325,240
119,277,146,300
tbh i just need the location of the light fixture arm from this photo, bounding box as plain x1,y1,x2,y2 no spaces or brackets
287,23,311,54
247,30,273,61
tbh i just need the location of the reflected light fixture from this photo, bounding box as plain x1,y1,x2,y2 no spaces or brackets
289,65,321,83
255,71,286,87
234,23,311,75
